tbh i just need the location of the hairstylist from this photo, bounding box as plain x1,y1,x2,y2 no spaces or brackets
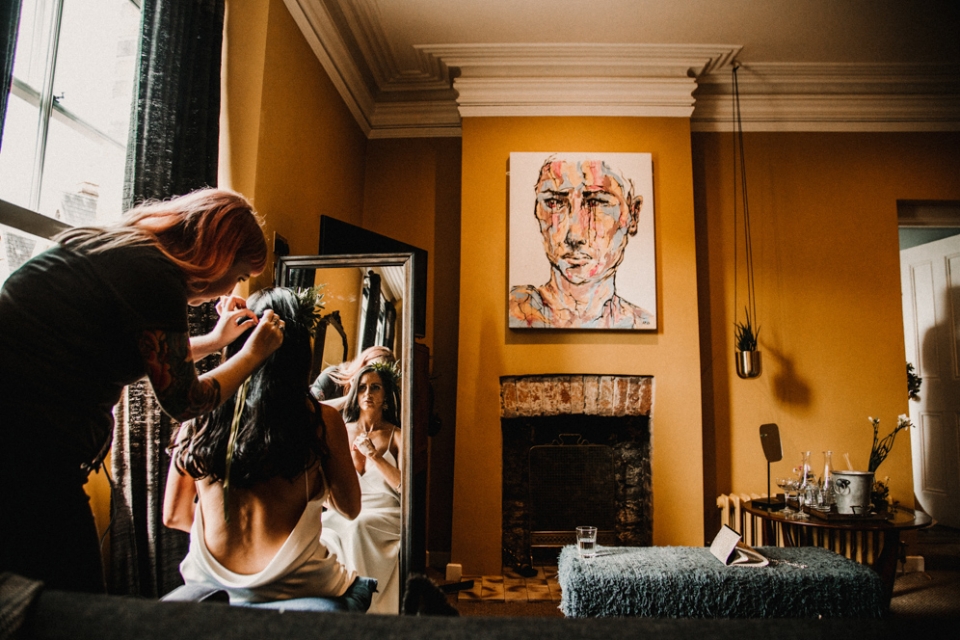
0,188,284,593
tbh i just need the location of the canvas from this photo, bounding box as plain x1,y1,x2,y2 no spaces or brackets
508,152,656,330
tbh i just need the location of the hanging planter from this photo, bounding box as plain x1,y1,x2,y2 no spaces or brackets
731,64,763,379
734,307,761,379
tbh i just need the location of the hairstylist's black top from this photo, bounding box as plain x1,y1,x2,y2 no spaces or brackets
0,241,187,474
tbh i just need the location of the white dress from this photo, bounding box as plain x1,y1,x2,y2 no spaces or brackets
320,434,401,614
179,489,356,605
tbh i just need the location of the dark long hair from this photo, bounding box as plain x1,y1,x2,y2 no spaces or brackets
172,287,325,487
340,363,401,427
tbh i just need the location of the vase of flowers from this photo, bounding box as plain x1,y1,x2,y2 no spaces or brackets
734,308,761,379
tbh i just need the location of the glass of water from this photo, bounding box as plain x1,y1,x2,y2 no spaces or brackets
576,526,598,558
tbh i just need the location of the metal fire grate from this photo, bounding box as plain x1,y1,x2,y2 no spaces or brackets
529,435,616,548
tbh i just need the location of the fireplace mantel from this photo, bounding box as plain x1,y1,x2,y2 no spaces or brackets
500,375,653,419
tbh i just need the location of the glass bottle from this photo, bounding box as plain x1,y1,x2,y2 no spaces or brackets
794,451,812,520
820,450,836,508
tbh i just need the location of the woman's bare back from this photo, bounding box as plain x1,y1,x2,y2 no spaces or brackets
194,464,325,575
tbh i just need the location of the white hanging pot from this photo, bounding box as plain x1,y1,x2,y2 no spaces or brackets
736,350,762,379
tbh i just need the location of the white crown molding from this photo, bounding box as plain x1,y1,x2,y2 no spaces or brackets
283,0,374,136
415,43,741,77
692,62,960,131
452,77,701,118
332,0,453,90
368,100,462,138
283,2,960,135
418,43,742,118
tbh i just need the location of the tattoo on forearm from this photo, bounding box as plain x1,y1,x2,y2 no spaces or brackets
139,330,221,420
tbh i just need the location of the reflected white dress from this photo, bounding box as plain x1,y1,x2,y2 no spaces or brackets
321,430,401,614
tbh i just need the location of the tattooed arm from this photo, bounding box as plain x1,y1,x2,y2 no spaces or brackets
139,309,285,421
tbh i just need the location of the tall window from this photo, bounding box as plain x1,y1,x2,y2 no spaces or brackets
0,0,140,283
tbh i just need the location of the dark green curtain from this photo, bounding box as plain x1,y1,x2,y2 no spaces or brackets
0,0,22,151
110,0,225,598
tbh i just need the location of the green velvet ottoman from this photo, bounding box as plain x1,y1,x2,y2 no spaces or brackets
558,546,883,618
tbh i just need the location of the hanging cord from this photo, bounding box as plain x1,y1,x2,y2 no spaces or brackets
733,64,758,329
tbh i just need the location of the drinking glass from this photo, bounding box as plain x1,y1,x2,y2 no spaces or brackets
775,477,796,515
576,526,598,559
792,484,811,520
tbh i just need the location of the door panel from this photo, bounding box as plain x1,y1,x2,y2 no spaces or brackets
901,234,960,528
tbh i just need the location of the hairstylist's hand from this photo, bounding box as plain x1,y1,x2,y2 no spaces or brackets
242,308,284,361
210,295,259,348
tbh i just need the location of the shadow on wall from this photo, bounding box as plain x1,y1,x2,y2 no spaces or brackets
765,344,813,409
914,284,960,528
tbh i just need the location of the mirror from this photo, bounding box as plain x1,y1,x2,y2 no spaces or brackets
277,253,419,613
756,423,784,512
759,423,782,463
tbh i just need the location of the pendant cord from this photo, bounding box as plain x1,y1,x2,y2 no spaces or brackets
733,64,757,329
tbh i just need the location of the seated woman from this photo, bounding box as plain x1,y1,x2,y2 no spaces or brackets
320,363,402,614
310,345,396,411
163,287,375,611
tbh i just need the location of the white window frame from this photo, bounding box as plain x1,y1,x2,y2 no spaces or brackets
0,0,141,279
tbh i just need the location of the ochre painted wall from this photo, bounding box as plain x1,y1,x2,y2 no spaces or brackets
452,117,706,575
694,131,960,529
218,0,269,209
362,138,463,555
222,0,368,294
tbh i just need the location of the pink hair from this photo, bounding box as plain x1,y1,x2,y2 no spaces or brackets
57,188,267,294
329,346,396,389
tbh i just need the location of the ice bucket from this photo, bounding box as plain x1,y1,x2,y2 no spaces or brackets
833,470,874,515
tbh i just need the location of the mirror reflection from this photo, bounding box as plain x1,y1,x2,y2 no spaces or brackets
278,254,416,615
319,356,402,614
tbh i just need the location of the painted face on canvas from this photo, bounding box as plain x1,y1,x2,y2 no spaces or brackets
534,160,641,286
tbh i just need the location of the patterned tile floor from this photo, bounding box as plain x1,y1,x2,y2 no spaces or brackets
456,566,562,604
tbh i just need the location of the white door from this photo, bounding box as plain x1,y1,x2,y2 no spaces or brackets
900,234,960,528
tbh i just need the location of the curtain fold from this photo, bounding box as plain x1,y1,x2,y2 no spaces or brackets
359,271,382,352
0,0,22,151
110,0,225,598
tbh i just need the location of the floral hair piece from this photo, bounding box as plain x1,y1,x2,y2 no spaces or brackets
293,286,325,338
370,359,401,384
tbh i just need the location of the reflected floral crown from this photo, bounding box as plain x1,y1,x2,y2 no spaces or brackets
369,359,401,385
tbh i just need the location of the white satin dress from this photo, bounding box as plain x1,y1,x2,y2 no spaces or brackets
179,492,356,605
320,430,401,614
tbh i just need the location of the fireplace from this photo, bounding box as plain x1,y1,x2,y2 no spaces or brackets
500,375,653,567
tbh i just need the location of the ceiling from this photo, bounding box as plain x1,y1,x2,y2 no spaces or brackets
283,0,960,138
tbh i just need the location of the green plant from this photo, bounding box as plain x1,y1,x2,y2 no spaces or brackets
907,362,922,401
867,415,914,473
871,476,894,511
734,307,760,351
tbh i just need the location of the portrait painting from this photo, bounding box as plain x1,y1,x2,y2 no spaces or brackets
508,152,656,330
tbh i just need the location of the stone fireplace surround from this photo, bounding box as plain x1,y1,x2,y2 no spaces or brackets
500,374,653,566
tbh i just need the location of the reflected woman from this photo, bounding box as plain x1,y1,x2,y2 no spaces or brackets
321,363,402,614
311,345,396,411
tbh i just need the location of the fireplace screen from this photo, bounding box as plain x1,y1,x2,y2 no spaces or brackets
528,440,616,548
